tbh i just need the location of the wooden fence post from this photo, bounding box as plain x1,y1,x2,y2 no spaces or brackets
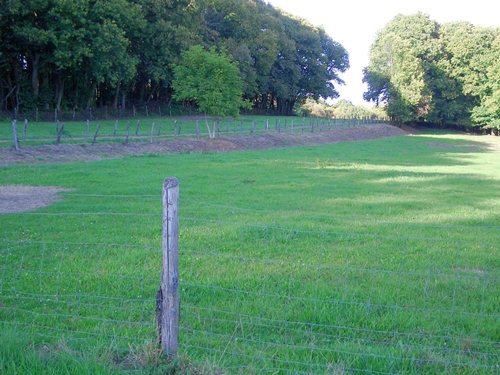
150,123,155,143
12,119,20,150
135,120,141,136
23,119,28,140
56,122,65,144
92,124,100,145
157,177,180,356
124,122,130,144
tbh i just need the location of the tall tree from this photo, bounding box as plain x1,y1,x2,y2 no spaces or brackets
364,13,500,131
172,45,250,137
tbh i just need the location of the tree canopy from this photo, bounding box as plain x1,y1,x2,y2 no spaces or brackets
0,0,349,117
172,45,250,119
363,13,500,131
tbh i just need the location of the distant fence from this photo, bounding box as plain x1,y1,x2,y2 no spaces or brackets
0,179,498,373
2,103,196,122
3,117,386,149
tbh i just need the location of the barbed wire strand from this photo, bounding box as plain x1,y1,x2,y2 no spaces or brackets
182,326,496,369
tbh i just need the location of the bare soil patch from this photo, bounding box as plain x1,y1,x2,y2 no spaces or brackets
0,123,407,165
0,186,71,214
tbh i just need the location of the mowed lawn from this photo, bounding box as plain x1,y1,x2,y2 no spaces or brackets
0,131,499,374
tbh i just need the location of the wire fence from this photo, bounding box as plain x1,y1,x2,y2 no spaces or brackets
2,116,386,149
0,192,499,373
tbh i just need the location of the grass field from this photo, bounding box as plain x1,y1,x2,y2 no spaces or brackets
0,130,499,373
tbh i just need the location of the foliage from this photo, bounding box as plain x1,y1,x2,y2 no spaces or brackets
298,98,387,120
172,45,249,119
0,0,348,116
363,13,500,130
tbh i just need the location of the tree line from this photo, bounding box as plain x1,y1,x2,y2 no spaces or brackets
0,0,349,117
298,98,387,120
363,13,500,132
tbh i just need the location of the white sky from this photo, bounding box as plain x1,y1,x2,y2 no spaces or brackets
267,0,500,105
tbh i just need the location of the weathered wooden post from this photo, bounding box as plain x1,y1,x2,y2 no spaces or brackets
86,119,90,139
124,122,130,144
135,120,141,136
92,124,100,145
11,119,20,150
157,177,180,356
56,123,65,144
23,119,28,140
150,123,155,143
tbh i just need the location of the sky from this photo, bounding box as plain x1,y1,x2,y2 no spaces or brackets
266,0,499,106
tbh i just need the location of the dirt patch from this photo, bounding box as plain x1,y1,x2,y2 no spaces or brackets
396,124,423,135
0,124,407,165
0,186,71,213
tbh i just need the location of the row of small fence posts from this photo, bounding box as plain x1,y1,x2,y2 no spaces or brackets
157,177,180,356
9,117,384,150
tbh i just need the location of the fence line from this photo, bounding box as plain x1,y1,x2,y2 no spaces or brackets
182,343,399,375
182,282,498,318
181,326,495,369
50,193,500,230
4,212,498,246
2,116,387,148
2,265,495,318
180,312,498,357
181,305,499,345
1,238,497,281
2,287,497,348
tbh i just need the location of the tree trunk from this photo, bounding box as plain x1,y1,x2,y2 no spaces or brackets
55,73,65,112
113,83,120,109
121,90,126,110
87,82,97,109
31,53,40,98
2,78,16,111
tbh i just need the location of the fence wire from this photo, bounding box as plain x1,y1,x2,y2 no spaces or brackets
1,195,499,373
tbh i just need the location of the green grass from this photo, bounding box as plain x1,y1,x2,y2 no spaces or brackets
0,115,376,147
0,132,499,373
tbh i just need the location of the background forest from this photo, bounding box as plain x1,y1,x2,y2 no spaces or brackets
363,13,500,131
0,0,349,117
